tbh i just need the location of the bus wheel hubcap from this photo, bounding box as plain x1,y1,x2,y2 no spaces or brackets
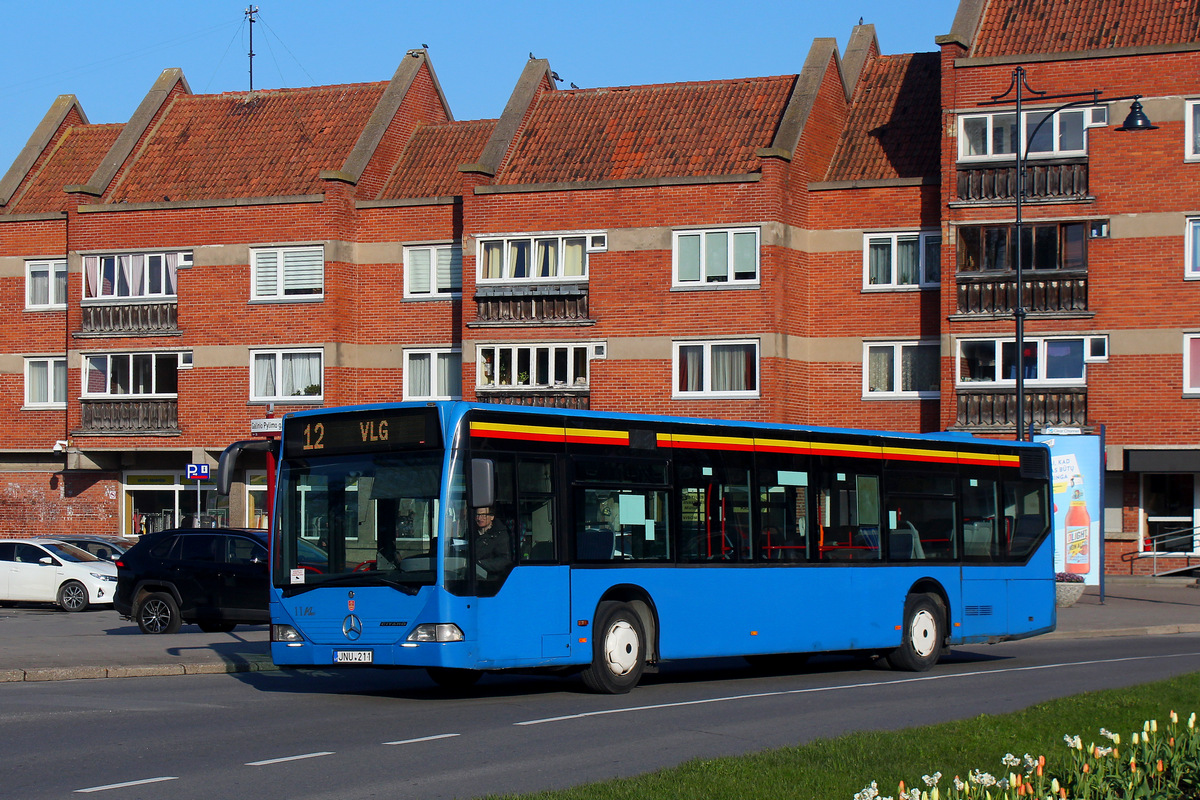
910,609,937,657
604,621,639,676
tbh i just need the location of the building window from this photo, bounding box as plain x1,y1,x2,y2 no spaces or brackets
864,342,939,397
478,343,592,389
83,252,188,300
26,260,67,309
957,222,1086,272
958,107,1101,161
1188,218,1200,279
251,349,323,402
25,357,67,407
1185,335,1200,396
84,353,179,397
1187,100,1200,162
864,232,940,289
405,244,461,298
404,349,462,400
251,246,324,300
673,228,759,287
477,233,594,283
956,337,1105,386
674,340,759,397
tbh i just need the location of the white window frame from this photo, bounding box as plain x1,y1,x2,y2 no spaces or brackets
404,244,461,299
250,348,324,402
1185,335,1200,396
24,357,67,407
250,246,324,301
958,107,1101,162
403,348,462,400
82,352,180,398
955,336,1098,387
476,232,597,285
672,227,760,288
1187,218,1200,279
476,342,595,390
1186,99,1200,162
863,231,941,289
672,339,760,399
26,260,67,309
862,341,940,399
83,252,188,301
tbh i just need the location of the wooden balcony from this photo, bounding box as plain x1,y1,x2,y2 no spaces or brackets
953,387,1087,432
956,270,1088,315
475,389,590,410
79,301,179,336
78,399,179,434
956,158,1088,203
473,283,591,325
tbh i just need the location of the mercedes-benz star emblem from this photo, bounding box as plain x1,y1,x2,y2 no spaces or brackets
342,614,363,641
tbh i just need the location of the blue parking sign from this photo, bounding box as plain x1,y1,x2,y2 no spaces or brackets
186,463,210,480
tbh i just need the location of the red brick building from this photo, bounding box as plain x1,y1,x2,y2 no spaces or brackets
0,0,1196,575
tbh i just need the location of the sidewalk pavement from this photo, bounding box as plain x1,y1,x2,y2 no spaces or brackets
1,577,1196,683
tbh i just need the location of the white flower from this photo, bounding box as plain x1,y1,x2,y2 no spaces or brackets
854,780,880,800
1063,734,1083,749
1023,754,1037,771
970,770,996,787
1001,753,1020,767
922,772,942,788
953,777,965,792
1095,746,1113,757
1100,727,1115,741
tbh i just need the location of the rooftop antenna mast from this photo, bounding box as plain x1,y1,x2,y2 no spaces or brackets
246,5,259,91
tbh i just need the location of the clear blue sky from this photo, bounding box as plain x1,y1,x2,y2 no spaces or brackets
0,0,961,176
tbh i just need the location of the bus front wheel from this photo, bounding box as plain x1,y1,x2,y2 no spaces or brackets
581,601,646,694
886,593,945,672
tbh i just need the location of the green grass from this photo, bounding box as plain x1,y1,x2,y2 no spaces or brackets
482,672,1200,800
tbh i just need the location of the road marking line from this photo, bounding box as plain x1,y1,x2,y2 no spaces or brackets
515,651,1200,726
383,733,461,746
75,777,178,793
246,751,334,766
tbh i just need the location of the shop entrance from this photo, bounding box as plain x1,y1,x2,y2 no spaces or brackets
1143,473,1199,554
125,473,229,536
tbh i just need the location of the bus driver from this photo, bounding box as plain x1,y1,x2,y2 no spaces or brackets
473,506,513,577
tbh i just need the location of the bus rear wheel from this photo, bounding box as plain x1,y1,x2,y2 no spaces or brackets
581,601,646,694
886,593,945,672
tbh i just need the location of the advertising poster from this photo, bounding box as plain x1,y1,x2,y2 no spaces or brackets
1033,433,1103,585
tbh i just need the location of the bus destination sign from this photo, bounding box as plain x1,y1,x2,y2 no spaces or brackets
282,409,439,458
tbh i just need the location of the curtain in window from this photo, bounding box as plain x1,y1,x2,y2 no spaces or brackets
436,247,460,292
53,360,66,403
900,345,938,392
125,254,145,296
705,232,729,282
164,252,179,295
116,255,133,296
535,239,557,278
867,239,892,285
253,353,277,398
481,242,503,280
84,256,100,298
896,236,919,284
281,352,321,396
563,238,585,277
436,352,461,397
29,361,48,403
407,353,431,397
678,345,703,392
131,354,154,394
677,235,701,282
867,346,893,392
711,343,754,392
29,267,49,306
508,240,530,279
408,249,431,294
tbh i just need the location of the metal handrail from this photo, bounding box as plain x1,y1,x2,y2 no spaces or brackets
1121,525,1200,576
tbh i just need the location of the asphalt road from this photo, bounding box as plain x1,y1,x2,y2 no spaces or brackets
3,632,1199,800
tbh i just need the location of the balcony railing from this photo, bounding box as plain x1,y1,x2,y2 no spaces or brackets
956,270,1088,314
955,157,1088,203
475,389,590,410
953,387,1087,432
79,301,179,336
78,399,179,434
474,283,590,325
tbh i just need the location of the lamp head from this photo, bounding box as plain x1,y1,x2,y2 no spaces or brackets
1116,99,1157,131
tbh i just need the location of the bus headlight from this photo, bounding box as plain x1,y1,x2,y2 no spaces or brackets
272,624,304,643
406,623,465,643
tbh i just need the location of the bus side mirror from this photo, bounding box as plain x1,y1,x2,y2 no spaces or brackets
217,439,279,496
470,458,495,509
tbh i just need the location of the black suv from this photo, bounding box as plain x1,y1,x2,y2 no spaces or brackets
114,528,269,634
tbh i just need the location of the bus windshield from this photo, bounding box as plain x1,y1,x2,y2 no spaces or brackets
275,449,444,595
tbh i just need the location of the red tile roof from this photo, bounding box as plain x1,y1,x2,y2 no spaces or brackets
4,124,122,214
492,76,796,185
974,0,1200,56
380,119,495,199
109,82,388,203
825,53,941,182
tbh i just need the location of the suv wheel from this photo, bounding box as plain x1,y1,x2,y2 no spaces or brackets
136,591,182,634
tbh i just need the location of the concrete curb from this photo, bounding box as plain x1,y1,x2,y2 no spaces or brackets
1043,624,1200,640
0,658,278,683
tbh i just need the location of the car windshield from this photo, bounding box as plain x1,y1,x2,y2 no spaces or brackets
42,542,99,563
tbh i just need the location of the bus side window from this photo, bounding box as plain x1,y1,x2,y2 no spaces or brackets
758,470,810,562
575,488,669,561
962,478,1000,560
518,458,556,562
818,471,881,561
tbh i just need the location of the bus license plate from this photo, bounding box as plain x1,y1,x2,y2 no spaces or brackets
334,650,373,663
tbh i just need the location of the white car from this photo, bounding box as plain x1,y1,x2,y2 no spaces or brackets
0,538,118,612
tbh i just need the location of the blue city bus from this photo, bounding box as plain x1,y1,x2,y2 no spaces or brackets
218,402,1055,693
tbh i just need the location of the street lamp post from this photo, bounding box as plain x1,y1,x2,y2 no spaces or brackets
982,68,1156,440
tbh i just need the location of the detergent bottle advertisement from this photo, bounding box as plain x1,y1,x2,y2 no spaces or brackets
1033,433,1103,585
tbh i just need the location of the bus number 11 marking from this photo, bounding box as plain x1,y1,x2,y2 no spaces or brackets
303,422,325,451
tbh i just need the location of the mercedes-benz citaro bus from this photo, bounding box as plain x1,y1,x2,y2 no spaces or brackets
217,402,1055,693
